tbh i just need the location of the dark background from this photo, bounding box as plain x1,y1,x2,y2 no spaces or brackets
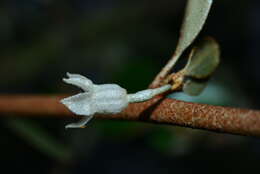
0,0,260,173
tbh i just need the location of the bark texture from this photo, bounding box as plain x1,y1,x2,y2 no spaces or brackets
0,95,260,137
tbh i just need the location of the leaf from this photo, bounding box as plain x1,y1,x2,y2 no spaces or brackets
150,0,213,87
176,0,213,55
183,37,220,96
183,79,207,96
184,37,220,79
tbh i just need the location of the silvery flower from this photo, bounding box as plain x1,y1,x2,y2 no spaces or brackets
61,73,171,128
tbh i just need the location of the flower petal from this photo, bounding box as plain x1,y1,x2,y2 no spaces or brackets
63,72,93,92
61,93,93,116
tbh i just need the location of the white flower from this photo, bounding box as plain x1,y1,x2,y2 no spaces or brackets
61,73,171,129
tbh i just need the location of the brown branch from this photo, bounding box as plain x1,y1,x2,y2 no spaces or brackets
0,94,260,137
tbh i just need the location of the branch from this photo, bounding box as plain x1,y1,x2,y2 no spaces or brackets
150,0,214,88
149,53,179,88
1,94,260,137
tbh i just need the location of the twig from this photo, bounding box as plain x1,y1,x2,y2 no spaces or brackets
1,94,260,137
149,52,181,88
150,0,214,88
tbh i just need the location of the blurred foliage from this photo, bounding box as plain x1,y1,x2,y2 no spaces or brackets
5,118,72,163
0,0,260,174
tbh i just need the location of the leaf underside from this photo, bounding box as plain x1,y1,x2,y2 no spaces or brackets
183,37,220,96
175,0,213,56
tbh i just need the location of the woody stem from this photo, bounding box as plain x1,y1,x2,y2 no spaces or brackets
1,94,260,137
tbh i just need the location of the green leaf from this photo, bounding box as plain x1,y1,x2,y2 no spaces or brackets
165,0,213,73
183,79,207,96
184,37,220,79
183,37,220,96
176,0,213,55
